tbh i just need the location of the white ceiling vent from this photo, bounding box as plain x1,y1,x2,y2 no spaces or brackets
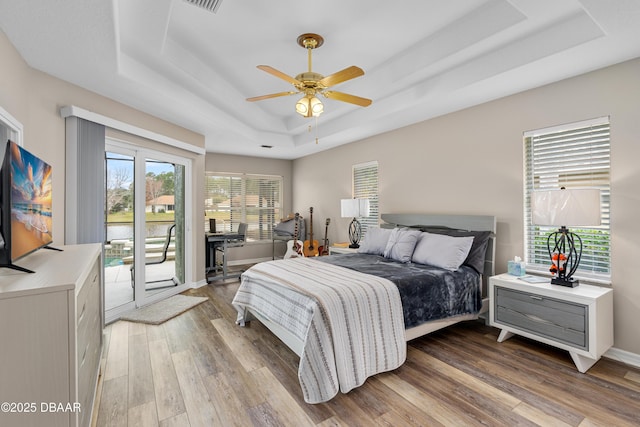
183,0,223,14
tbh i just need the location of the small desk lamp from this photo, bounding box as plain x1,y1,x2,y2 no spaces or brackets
340,198,370,249
531,187,601,287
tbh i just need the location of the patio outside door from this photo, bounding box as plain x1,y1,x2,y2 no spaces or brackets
104,142,190,323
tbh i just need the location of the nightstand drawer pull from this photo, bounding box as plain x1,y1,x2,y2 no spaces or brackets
522,311,555,326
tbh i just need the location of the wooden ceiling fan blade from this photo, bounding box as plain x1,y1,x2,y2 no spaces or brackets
319,66,364,87
323,91,372,107
246,91,298,102
257,65,300,86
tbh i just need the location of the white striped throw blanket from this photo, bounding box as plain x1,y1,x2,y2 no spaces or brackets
232,257,406,404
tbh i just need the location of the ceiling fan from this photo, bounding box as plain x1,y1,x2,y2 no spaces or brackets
246,33,372,118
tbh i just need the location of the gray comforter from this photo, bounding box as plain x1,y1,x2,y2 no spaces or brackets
317,253,482,328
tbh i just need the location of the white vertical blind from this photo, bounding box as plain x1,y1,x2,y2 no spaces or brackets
205,173,282,241
524,117,610,280
352,161,379,235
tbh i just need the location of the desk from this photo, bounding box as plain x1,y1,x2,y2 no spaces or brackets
206,232,243,282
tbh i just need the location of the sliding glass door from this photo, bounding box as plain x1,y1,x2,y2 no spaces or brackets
104,149,136,311
104,141,191,322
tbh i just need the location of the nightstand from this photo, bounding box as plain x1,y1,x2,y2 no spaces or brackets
489,274,613,373
328,246,358,255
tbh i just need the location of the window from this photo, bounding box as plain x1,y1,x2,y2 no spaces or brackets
205,172,283,242
353,161,379,235
0,105,23,146
524,117,610,282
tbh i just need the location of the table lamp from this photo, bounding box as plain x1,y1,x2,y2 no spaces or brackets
340,198,370,249
531,187,601,287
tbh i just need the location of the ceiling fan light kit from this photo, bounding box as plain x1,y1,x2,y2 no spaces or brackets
295,94,324,117
247,33,372,118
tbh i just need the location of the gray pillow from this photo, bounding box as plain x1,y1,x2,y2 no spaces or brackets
357,227,392,255
412,232,474,271
383,228,422,263
415,226,492,274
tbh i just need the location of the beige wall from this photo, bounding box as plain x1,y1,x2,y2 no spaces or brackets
205,153,293,261
0,30,208,282
293,58,640,356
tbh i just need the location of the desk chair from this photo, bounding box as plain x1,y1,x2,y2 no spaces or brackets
131,223,178,289
210,222,247,282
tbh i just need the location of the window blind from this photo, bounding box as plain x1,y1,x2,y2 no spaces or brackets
353,161,379,235
524,117,610,280
66,116,106,245
205,172,282,241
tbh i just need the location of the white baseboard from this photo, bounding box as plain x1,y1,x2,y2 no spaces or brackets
192,279,209,289
604,347,640,369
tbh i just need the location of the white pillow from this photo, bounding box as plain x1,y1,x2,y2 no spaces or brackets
357,227,392,255
383,228,422,263
412,232,474,271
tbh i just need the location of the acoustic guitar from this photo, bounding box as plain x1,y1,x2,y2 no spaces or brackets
318,218,330,256
284,213,305,258
303,207,319,257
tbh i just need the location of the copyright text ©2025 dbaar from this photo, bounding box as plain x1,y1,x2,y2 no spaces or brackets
1,402,82,414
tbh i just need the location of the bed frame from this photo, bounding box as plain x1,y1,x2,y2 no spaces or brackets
243,213,497,356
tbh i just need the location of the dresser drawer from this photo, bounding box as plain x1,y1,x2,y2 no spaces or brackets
77,262,100,356
77,305,101,427
78,310,101,395
77,259,100,323
495,287,588,349
75,256,102,427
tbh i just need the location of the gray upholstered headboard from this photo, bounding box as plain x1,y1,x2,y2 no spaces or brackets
380,213,497,294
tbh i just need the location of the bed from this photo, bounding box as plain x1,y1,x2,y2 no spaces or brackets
232,213,496,403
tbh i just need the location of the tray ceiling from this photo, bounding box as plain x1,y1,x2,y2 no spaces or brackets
1,0,639,159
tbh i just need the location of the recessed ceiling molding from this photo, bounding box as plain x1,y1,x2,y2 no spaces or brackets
304,7,607,146
3,1,639,159
161,37,286,133
371,0,527,95
117,52,263,141
118,0,173,55
438,9,606,89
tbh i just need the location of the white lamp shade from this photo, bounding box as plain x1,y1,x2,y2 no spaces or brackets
341,198,370,218
531,188,601,227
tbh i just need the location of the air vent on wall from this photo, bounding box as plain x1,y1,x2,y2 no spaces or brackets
183,0,223,13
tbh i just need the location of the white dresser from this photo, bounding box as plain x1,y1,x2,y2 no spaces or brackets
0,244,103,427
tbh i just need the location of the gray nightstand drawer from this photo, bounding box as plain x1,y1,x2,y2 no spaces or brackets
495,287,588,349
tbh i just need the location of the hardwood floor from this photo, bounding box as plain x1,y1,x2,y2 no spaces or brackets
95,280,640,426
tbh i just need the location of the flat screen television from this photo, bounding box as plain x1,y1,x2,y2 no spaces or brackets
0,140,53,273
